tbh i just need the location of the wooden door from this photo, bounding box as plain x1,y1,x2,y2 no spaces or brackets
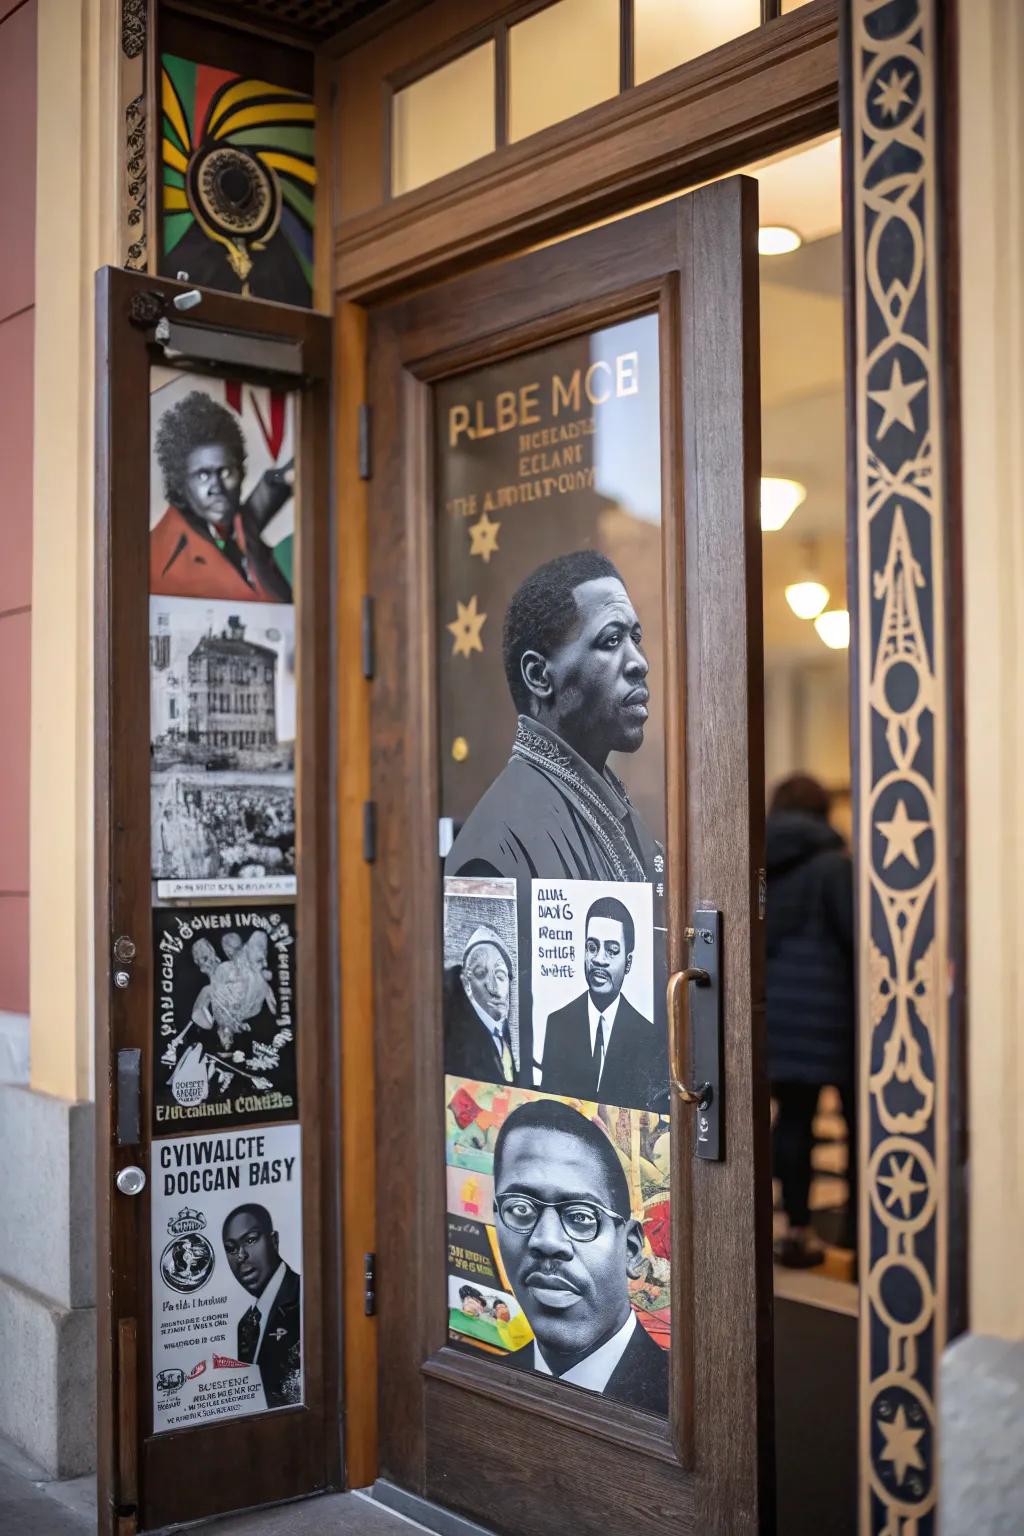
367,179,772,1536
94,269,338,1533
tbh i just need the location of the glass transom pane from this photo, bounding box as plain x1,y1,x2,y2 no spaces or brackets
392,42,496,197
634,0,761,86
509,0,620,144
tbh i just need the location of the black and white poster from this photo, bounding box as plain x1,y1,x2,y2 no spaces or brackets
151,1125,303,1432
153,906,297,1133
150,595,296,898
443,876,520,1087
533,878,665,1110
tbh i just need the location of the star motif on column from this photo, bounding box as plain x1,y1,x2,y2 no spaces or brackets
874,67,914,119
447,595,487,658
878,1404,925,1484
467,511,501,563
877,1153,927,1217
868,358,927,438
876,798,930,869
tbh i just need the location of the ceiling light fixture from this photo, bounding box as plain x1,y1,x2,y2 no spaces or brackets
814,609,851,649
760,476,807,532
758,224,802,256
785,580,830,621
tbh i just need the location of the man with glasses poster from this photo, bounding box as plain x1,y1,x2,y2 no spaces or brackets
492,1098,668,1414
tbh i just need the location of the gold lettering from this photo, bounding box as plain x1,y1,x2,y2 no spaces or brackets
473,400,496,439
520,382,540,426
495,391,518,434
552,370,581,416
584,360,612,405
449,404,470,448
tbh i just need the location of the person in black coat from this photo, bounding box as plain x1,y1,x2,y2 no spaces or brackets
765,774,856,1267
540,896,667,1110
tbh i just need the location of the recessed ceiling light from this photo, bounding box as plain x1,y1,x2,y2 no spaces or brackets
814,609,851,649
760,477,807,532
758,225,802,256
785,580,830,621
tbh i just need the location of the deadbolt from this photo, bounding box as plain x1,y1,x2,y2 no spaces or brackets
116,1165,146,1196
113,970,131,990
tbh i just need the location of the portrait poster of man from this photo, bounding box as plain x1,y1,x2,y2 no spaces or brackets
150,1124,303,1432
150,370,296,603
444,1077,671,1414
532,878,667,1111
152,906,296,1133
150,596,296,897
443,876,520,1086
435,314,667,1080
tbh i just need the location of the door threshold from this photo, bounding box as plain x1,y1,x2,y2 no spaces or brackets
773,1265,858,1316
362,1482,498,1536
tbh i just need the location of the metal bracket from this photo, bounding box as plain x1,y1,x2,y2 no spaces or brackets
116,1048,142,1148
361,595,375,680
668,909,724,1160
364,1252,377,1316
358,403,373,480
362,801,377,863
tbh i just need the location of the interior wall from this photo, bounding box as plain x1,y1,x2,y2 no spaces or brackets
959,0,1024,1342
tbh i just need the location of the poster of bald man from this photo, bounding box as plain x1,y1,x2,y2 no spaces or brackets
533,878,667,1112
150,1123,303,1432
443,875,520,1086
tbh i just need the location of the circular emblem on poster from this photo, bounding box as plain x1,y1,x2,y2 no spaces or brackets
160,1207,215,1293
187,144,282,246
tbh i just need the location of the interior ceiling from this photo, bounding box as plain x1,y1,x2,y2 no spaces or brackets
195,0,396,42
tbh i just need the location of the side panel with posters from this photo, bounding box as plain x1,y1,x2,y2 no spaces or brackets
153,906,297,1132
151,1125,303,1432
436,315,671,1416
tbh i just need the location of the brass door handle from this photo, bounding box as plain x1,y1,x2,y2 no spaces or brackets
667,967,712,1107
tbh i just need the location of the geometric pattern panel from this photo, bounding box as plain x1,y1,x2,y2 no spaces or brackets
848,2,950,1532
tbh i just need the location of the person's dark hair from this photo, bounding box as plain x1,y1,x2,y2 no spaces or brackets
770,772,831,820
222,1202,273,1236
502,550,622,714
493,1099,631,1221
458,1285,485,1304
585,896,635,956
155,391,246,509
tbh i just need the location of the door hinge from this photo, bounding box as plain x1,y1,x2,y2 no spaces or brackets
364,1252,377,1316
362,801,377,863
361,594,375,680
358,403,372,480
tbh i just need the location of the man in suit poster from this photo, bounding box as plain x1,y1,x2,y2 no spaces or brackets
492,1097,668,1414
223,1202,301,1408
442,877,520,1084
537,890,667,1111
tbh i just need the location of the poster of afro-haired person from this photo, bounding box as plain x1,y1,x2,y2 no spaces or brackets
151,1124,303,1432
150,596,295,898
150,368,296,602
153,906,296,1134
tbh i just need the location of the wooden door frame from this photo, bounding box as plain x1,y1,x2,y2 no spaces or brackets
333,3,966,1533
362,181,770,1536
94,270,339,1534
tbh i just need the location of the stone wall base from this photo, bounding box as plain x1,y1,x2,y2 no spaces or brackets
940,1332,1024,1535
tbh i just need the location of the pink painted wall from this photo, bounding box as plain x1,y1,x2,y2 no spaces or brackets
0,0,36,1014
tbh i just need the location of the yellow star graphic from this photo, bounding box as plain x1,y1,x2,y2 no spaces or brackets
468,511,501,563
447,595,487,659
868,358,927,438
878,1404,925,1485
876,798,930,869
875,68,914,119
877,1153,927,1217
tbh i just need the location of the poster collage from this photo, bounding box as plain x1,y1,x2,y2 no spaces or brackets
148,362,304,1434
437,315,673,1416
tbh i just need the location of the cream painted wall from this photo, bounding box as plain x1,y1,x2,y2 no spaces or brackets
30,0,120,1101
959,0,1024,1340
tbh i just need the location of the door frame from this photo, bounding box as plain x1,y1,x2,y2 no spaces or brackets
363,181,772,1535
331,3,965,1532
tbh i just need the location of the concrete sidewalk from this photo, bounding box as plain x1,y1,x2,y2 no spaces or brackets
0,1436,424,1535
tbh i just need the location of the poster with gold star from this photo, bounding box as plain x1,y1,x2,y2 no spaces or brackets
435,313,665,844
